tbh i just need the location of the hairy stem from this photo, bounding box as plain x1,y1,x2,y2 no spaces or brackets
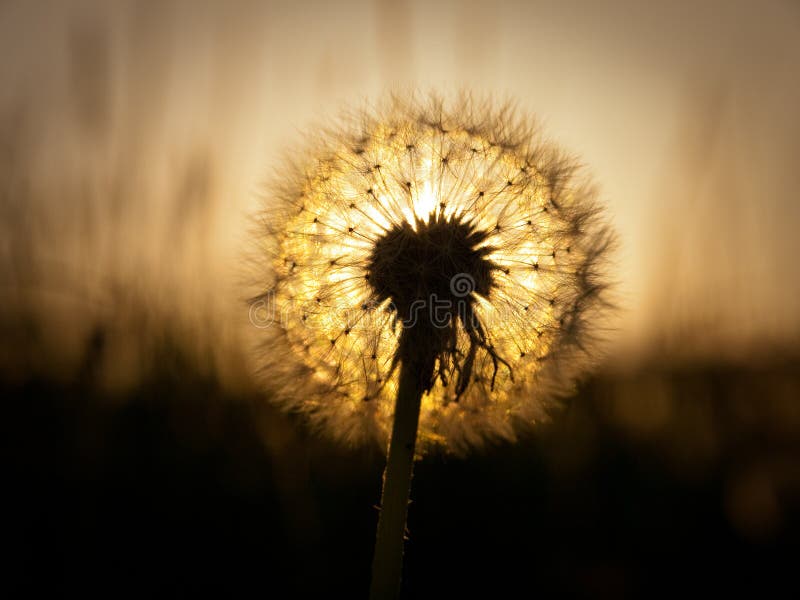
369,352,424,600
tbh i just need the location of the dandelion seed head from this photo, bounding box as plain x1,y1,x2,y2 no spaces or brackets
254,94,614,453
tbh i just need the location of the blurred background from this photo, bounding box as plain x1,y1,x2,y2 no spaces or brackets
2,0,799,597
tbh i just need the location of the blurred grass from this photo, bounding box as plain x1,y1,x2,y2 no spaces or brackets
3,332,798,598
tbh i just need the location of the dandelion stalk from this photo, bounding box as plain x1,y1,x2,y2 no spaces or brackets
254,92,614,599
369,341,424,599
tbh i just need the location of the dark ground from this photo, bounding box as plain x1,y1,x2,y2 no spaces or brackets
4,352,800,598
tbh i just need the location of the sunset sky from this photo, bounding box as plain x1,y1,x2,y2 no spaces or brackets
2,0,799,383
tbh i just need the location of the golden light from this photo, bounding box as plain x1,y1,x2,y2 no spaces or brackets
257,94,614,453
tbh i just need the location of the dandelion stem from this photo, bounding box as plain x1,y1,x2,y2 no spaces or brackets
369,353,424,600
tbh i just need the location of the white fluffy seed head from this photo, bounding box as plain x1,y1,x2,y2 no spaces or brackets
250,93,615,454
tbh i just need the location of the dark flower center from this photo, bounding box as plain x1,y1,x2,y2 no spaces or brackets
367,214,495,319
366,214,511,398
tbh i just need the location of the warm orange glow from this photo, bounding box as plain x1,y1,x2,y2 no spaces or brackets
264,97,612,452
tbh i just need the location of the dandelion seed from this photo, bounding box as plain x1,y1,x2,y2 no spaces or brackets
253,93,614,599
257,94,613,449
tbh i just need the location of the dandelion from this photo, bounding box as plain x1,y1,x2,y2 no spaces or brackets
252,93,614,598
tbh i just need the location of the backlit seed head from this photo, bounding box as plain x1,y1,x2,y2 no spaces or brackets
252,93,615,453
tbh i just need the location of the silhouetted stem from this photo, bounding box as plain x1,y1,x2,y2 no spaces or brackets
369,356,423,600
